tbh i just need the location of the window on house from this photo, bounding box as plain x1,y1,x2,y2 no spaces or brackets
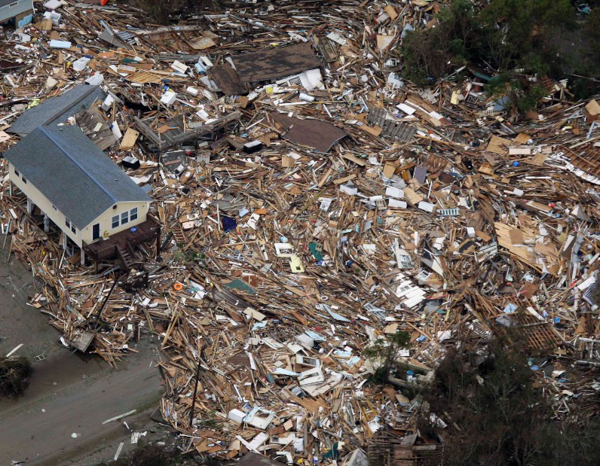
22,177,27,184
130,207,138,221
121,211,129,225
14,168,19,177
10,2,18,7
65,218,76,234
52,205,57,211
112,215,119,229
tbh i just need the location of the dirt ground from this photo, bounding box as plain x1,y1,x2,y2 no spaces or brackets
0,246,57,361
0,247,167,465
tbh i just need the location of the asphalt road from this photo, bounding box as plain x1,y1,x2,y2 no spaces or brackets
0,246,165,465
0,341,164,466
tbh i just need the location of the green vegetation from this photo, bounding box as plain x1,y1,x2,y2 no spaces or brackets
573,6,600,99
363,331,411,384
403,0,576,80
0,356,33,397
419,343,600,466
486,74,550,112
585,7,600,64
402,0,600,110
102,443,185,466
130,0,222,24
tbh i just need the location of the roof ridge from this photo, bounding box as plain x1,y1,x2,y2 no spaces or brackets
39,125,118,207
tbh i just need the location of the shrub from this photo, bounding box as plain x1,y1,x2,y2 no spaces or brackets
402,0,479,84
103,443,185,466
130,0,223,24
419,342,600,466
402,0,577,83
570,7,600,99
363,331,411,384
402,0,583,113
0,356,33,397
130,0,189,24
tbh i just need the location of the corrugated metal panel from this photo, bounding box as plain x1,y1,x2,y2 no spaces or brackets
368,107,416,142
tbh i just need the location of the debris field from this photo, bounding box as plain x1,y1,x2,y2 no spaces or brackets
2,0,600,464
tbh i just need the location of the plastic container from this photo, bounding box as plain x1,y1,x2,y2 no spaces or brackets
72,57,91,72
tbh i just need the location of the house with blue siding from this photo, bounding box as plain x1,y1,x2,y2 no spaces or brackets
0,0,34,28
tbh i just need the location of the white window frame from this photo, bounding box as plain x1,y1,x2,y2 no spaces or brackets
65,218,76,234
130,207,138,221
121,211,129,225
112,215,119,229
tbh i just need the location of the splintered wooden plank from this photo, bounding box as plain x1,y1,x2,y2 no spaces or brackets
494,222,538,266
231,43,321,83
128,71,163,84
486,134,511,155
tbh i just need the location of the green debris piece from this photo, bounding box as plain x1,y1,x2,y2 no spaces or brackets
309,242,324,261
225,278,256,295
322,442,339,460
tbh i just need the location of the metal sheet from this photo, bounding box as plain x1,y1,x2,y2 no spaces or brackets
368,107,416,142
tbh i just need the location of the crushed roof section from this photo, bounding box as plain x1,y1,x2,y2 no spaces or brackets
8,85,106,136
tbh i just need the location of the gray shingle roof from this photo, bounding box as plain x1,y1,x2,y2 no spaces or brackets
8,85,106,136
0,0,30,7
4,125,151,229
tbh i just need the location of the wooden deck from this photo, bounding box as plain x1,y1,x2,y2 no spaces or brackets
84,217,160,263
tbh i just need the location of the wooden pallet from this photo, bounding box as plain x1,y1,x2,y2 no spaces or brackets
510,313,561,350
